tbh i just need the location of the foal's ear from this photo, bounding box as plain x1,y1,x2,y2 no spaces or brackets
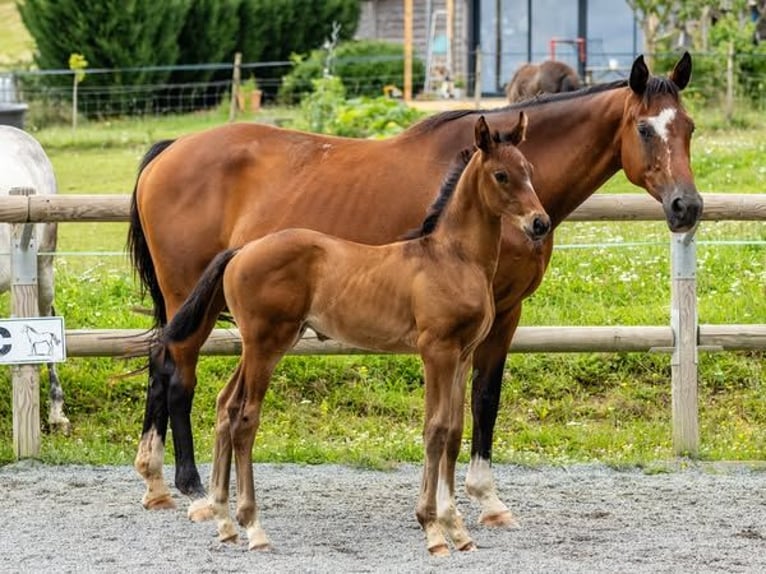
669,51,692,91
507,111,527,146
474,115,492,153
629,54,649,96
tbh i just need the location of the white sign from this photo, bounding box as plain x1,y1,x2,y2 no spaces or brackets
0,317,66,364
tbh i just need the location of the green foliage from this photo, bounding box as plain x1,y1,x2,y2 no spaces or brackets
294,75,425,138
279,40,426,104
17,0,191,114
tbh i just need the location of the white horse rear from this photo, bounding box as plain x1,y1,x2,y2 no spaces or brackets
0,125,67,431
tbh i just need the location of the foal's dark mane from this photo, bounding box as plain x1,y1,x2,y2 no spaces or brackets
402,148,474,239
407,76,680,136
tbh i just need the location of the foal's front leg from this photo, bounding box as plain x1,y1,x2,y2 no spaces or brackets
437,356,475,552
417,342,463,556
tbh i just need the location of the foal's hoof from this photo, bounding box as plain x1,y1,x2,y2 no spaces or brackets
457,540,477,552
142,493,176,511
248,541,272,552
428,543,450,557
187,498,215,522
479,509,518,528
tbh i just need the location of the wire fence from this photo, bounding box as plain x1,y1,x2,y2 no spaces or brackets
0,50,764,124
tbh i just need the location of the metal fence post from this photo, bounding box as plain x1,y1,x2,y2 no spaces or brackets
670,226,699,456
9,187,40,458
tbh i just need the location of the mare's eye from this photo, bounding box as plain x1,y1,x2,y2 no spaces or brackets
494,171,509,184
637,122,653,139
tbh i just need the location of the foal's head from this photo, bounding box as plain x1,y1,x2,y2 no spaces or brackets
473,113,550,242
619,52,703,232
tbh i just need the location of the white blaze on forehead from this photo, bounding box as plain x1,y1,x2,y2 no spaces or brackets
646,107,677,142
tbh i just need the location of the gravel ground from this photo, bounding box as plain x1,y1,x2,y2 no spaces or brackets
1,460,765,573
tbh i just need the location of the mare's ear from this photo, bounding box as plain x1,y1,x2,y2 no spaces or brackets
669,51,692,91
507,111,527,146
629,54,649,96
474,115,492,153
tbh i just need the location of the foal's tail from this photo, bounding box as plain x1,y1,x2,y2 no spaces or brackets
161,249,239,345
127,139,175,329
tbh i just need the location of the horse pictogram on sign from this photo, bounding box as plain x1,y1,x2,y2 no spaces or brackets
0,317,66,364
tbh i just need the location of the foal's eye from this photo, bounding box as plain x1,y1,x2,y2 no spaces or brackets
494,171,509,184
637,122,653,139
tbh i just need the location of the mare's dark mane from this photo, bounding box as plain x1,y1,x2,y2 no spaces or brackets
407,75,681,137
402,148,474,239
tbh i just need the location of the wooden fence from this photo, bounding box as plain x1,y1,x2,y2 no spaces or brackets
4,192,766,459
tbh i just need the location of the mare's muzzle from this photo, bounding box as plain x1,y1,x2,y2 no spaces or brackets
662,186,703,232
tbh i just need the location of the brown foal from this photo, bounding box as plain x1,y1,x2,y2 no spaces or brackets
155,114,549,555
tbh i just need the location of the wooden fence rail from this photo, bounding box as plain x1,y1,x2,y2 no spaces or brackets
4,192,765,459
0,192,765,222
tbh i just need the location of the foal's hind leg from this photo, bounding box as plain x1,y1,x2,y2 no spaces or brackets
189,363,243,542
230,350,282,551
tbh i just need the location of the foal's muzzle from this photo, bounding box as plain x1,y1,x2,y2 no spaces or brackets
526,213,551,241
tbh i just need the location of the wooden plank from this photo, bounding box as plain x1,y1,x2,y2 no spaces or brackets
0,193,761,223
28,195,130,222
62,324,766,358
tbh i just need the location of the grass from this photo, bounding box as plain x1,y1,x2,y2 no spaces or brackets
0,0,33,68
0,101,764,470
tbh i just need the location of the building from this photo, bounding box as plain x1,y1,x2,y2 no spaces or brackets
357,0,643,96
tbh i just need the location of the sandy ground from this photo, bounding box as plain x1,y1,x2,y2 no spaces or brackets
1,460,765,573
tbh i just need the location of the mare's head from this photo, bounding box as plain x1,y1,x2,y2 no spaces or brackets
473,113,550,241
620,52,703,232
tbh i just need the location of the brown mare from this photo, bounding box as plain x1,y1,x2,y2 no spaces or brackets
506,60,581,103
129,53,703,527
156,115,548,554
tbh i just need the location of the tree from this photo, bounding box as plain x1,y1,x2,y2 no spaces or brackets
18,0,190,113
625,0,707,66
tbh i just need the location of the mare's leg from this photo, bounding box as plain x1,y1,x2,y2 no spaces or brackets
465,305,521,527
416,340,461,556
231,350,282,551
135,347,174,509
437,356,475,552
189,363,243,541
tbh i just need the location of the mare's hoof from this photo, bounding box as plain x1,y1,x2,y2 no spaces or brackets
479,510,517,528
249,542,272,552
142,494,176,511
187,499,215,522
428,543,450,557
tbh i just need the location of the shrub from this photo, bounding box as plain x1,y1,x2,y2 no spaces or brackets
294,75,425,138
279,40,426,104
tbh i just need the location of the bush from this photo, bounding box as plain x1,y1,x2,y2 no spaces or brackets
279,40,426,104
293,75,425,138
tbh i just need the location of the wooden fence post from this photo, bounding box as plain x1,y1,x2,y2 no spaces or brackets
9,187,40,458
229,52,242,123
670,227,699,456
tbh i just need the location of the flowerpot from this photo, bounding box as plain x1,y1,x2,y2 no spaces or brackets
251,90,262,112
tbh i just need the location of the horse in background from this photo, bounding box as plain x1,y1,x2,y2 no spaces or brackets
155,114,549,555
506,60,581,103
0,126,67,432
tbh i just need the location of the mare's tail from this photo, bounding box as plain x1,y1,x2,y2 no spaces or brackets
161,249,239,344
127,139,175,329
